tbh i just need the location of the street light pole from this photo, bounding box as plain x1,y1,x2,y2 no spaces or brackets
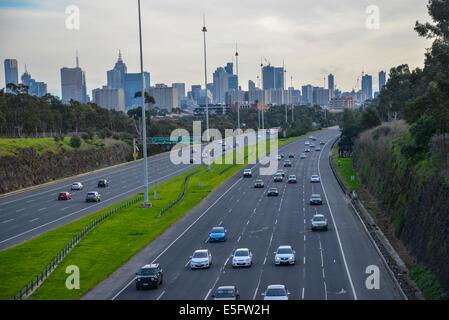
260,59,264,131
202,15,210,172
138,0,150,207
235,43,240,133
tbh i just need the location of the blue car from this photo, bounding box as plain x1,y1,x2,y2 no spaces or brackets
209,227,227,242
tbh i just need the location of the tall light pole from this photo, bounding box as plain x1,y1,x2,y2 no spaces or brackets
138,0,150,207
202,15,210,172
291,75,294,121
235,43,240,132
257,75,261,128
283,61,287,124
260,59,264,131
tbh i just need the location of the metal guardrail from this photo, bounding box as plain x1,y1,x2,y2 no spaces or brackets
13,194,144,300
157,170,200,218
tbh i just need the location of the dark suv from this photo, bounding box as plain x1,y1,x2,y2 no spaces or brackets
135,264,163,290
97,179,109,188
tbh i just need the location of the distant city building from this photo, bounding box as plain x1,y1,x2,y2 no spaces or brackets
225,62,233,75
148,86,178,112
248,88,265,105
248,80,255,90
328,74,335,91
312,87,330,106
262,65,284,90
191,85,202,103
198,89,213,106
107,51,127,90
4,59,19,93
329,96,354,109
92,86,125,112
213,67,229,104
301,85,314,105
61,56,87,104
124,72,150,110
21,69,47,97
172,83,185,98
379,71,386,92
362,74,373,100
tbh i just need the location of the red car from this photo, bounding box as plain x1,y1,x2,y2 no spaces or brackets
58,192,72,200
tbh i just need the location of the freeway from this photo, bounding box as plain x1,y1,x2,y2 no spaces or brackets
85,128,404,300
0,152,197,251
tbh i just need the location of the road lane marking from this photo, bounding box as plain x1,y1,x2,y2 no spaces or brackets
317,136,358,300
156,290,165,300
29,218,39,223
16,208,25,212
0,165,197,247
37,207,47,212
3,219,14,224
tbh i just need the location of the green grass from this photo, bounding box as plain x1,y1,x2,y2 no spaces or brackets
409,265,448,300
0,137,94,156
0,131,314,300
333,145,362,191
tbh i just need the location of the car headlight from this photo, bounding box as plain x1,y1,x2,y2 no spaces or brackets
289,256,294,260
276,257,280,260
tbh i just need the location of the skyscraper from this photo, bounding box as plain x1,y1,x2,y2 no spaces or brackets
379,71,386,92
4,59,18,92
248,80,255,90
124,72,150,110
21,68,47,97
213,67,229,104
228,75,238,91
362,74,373,100
61,55,87,104
92,86,125,112
262,65,275,90
301,85,314,105
172,83,186,99
107,51,127,90
274,67,284,90
225,62,233,75
328,74,335,91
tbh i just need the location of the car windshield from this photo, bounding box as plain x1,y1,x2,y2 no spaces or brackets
312,175,319,178
256,180,263,183
314,216,325,222
266,288,287,296
215,289,235,298
59,193,66,196
88,193,96,196
289,176,295,179
193,251,208,258
269,188,277,192
235,250,249,257
312,195,321,199
211,228,224,233
277,248,293,254
138,268,158,276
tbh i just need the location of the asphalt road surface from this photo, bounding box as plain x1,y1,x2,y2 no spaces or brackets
0,153,197,251
84,128,404,300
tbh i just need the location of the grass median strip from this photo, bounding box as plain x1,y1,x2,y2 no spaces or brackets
0,132,312,300
332,144,362,191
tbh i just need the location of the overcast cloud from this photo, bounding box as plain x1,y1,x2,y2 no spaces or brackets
0,0,433,97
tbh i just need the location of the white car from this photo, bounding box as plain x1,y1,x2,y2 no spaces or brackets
243,169,252,177
305,141,310,146
232,248,253,268
262,285,290,300
276,154,282,160
274,245,296,265
311,214,328,231
71,182,83,190
190,249,212,269
310,175,320,183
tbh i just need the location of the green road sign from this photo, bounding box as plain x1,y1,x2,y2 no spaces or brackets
151,137,200,144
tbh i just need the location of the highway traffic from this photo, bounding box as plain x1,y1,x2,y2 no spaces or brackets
0,152,197,251
84,128,404,300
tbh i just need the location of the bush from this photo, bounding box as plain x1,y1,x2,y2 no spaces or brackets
53,135,64,142
70,135,82,148
81,133,89,141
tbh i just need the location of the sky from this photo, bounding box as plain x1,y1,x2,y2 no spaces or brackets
0,0,433,98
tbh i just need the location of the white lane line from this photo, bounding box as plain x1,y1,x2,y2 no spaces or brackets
16,208,25,212
156,290,165,300
37,207,47,212
303,256,306,264
237,235,241,242
324,281,328,300
0,165,196,247
111,177,243,300
3,219,14,224
61,207,69,211
29,218,39,223
204,289,212,301
318,137,358,300
302,287,305,300
185,260,191,268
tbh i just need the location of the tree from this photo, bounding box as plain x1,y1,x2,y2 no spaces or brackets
70,135,82,148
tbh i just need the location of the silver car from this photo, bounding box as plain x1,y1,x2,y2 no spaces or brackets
85,191,101,202
287,175,297,183
262,285,290,300
274,245,296,265
310,175,320,183
71,182,83,190
312,214,328,231
190,249,212,269
232,248,253,268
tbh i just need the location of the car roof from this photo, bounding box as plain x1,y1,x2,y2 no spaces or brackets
217,286,236,290
313,214,325,218
312,194,321,197
277,245,292,250
235,248,249,252
194,249,209,253
141,263,159,269
267,284,286,290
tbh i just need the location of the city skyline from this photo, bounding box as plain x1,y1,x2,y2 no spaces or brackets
0,0,432,97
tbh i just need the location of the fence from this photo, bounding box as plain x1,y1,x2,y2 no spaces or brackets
13,194,144,300
157,170,200,218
